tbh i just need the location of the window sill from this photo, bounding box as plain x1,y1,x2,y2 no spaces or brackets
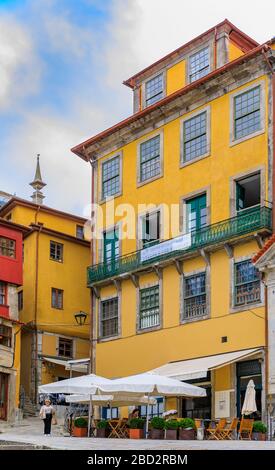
180,314,209,324
136,324,161,335
230,301,264,314
49,258,63,263
180,152,210,169
137,173,163,188
98,334,121,343
99,192,122,205
230,128,265,147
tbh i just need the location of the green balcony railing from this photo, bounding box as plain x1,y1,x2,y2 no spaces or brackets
87,206,272,285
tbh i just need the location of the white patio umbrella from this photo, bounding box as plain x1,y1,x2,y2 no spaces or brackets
98,372,206,437
39,374,112,437
241,379,257,416
66,394,157,406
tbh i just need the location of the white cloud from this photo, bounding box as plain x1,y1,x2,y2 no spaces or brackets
0,14,41,110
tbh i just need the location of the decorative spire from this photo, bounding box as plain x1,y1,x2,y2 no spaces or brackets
30,154,46,205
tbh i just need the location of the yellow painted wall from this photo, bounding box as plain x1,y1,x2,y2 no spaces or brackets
94,75,268,385
10,205,84,238
214,366,231,391
96,76,268,261
166,60,185,95
228,42,244,61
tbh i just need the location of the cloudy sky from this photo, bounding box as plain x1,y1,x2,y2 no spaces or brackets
0,0,274,216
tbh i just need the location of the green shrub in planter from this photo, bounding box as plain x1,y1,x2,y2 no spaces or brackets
178,418,195,440
74,417,88,428
253,421,267,433
150,417,165,429
150,417,165,440
97,419,108,429
164,419,179,430
128,418,145,429
178,418,195,429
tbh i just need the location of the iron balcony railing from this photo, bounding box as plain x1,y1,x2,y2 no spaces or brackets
87,206,272,285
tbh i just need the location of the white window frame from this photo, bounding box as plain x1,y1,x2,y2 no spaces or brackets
99,152,123,203
137,130,164,186
180,106,211,168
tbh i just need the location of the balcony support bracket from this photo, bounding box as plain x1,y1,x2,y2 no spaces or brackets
130,274,139,288
153,265,163,280
200,249,210,265
224,243,233,258
92,286,100,299
113,279,121,293
254,233,265,249
173,259,183,275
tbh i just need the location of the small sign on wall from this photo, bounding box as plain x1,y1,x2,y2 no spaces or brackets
215,390,231,418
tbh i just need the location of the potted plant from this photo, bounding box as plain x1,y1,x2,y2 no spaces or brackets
96,419,108,438
252,421,267,441
178,418,196,440
128,418,145,439
164,419,178,440
150,417,165,439
73,417,88,437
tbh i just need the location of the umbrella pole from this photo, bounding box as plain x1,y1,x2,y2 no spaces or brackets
88,394,92,438
146,394,150,439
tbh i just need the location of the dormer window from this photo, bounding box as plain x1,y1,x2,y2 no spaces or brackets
145,73,164,107
189,46,210,83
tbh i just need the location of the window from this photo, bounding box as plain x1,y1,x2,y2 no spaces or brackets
234,86,261,140
100,297,119,338
50,241,63,262
186,194,207,232
76,225,84,239
236,173,261,212
18,290,23,311
183,112,207,163
234,260,261,307
102,156,120,199
139,397,164,419
0,283,6,305
139,286,160,330
189,47,210,83
58,337,73,358
140,135,161,182
141,211,160,248
183,272,206,320
145,74,163,107
0,326,12,348
51,288,63,309
0,237,15,258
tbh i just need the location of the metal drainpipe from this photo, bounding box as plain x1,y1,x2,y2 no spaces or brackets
88,152,96,374
261,46,275,426
214,27,218,69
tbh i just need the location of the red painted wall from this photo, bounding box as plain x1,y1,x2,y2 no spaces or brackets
0,224,23,286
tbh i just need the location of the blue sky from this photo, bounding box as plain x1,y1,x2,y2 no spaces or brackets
0,0,274,215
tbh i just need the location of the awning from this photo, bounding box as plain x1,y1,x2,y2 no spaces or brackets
150,348,263,381
42,357,89,373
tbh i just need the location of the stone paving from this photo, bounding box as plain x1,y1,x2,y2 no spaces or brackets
1,417,275,450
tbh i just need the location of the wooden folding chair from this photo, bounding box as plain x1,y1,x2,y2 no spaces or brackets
219,418,239,440
108,419,121,438
206,418,227,440
239,418,254,440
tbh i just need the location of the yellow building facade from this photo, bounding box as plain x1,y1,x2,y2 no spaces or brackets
0,196,91,403
72,20,275,420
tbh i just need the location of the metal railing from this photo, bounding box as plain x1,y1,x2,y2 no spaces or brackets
87,206,272,285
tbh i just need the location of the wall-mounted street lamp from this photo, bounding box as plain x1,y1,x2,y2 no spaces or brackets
74,311,87,326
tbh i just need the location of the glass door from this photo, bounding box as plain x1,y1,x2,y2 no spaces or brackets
186,194,207,233
103,228,119,274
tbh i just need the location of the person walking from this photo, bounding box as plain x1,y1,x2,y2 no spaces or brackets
39,398,56,436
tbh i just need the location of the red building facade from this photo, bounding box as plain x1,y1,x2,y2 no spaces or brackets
0,219,26,422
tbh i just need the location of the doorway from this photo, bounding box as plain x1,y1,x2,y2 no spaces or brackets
0,373,8,420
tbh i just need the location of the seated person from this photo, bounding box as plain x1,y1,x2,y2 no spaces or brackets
128,408,140,420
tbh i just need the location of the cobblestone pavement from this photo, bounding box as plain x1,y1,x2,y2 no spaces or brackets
1,418,275,450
